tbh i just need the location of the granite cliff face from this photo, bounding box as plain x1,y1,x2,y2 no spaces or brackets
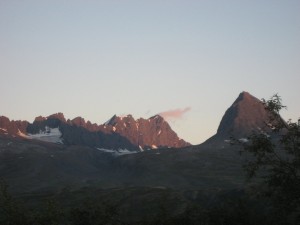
0,113,190,150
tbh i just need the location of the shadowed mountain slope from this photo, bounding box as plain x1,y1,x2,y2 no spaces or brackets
0,134,246,194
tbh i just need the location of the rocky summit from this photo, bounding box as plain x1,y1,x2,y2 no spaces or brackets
202,91,276,147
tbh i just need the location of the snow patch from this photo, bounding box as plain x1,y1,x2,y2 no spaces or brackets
113,126,116,132
25,127,63,144
239,138,249,143
96,148,138,156
267,123,276,130
115,149,138,156
158,130,161,135
257,127,271,136
139,145,144,151
17,129,28,138
96,148,115,153
0,128,7,132
151,144,158,149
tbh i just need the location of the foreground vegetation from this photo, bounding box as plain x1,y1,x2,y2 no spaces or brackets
234,94,300,223
0,182,296,225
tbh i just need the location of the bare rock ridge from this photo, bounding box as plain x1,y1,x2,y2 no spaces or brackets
0,113,190,150
203,91,274,146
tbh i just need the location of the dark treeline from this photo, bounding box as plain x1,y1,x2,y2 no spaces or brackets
0,181,298,225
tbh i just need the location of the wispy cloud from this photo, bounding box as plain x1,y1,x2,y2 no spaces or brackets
159,107,191,121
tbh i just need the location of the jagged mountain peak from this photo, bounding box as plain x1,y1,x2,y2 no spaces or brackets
34,116,47,122
1,112,190,150
118,114,135,122
71,117,86,127
47,113,66,122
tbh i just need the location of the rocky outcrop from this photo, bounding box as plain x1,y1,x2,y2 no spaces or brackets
0,116,29,135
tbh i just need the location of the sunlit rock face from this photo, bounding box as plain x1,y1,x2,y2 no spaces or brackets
1,113,190,151
202,91,277,147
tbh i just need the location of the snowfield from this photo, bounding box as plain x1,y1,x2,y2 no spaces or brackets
96,148,138,156
19,127,63,144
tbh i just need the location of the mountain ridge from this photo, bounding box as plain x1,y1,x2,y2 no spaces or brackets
0,113,190,150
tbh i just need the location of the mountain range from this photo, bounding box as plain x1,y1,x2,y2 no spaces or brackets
0,91,278,193
0,91,271,149
0,113,190,151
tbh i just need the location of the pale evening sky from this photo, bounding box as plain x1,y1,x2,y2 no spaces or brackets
0,0,299,144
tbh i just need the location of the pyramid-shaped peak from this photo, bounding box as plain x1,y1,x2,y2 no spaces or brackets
216,92,268,137
202,92,275,146
234,91,259,103
240,91,251,96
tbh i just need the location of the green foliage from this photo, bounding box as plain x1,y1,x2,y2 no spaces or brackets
239,94,300,222
262,93,286,115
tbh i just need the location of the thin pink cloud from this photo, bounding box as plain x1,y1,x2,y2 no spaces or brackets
159,107,191,120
